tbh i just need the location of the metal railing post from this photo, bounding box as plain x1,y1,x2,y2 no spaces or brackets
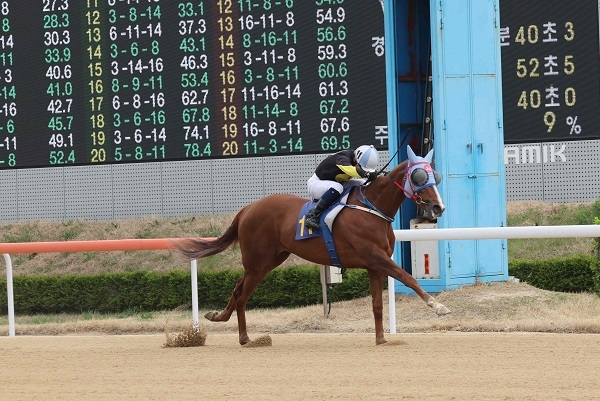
3,254,15,337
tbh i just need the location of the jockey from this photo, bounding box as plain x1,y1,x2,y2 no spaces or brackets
305,145,379,229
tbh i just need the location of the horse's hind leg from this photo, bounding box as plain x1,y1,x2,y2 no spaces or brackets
204,276,245,322
232,270,270,345
204,270,268,345
233,252,290,345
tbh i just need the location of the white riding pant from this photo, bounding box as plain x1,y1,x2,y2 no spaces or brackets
307,174,366,200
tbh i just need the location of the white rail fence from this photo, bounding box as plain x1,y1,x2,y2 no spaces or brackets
1,239,189,338
3,225,600,337
388,225,600,334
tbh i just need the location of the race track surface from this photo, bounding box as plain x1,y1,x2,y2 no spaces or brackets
1,332,599,400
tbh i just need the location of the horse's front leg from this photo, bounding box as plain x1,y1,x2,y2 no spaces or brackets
372,254,451,316
367,269,387,345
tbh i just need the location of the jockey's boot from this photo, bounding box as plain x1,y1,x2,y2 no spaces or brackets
305,188,340,229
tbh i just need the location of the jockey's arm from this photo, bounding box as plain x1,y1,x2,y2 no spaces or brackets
337,164,365,179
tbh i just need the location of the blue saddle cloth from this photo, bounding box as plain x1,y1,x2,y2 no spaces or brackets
295,188,354,267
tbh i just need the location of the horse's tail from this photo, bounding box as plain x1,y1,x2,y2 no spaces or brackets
172,210,243,260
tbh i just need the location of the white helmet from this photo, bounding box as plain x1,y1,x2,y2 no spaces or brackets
355,145,379,172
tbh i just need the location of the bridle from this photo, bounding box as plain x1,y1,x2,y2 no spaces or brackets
357,145,441,219
372,145,433,205
388,161,439,206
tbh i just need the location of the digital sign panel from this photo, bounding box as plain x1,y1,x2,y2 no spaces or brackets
500,0,600,143
0,0,387,168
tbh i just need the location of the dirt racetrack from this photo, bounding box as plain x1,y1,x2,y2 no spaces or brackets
1,332,599,401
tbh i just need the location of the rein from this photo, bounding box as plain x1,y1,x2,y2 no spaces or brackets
352,186,394,222
344,203,394,222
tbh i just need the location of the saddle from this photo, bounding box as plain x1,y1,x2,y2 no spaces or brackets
296,184,395,267
295,190,351,267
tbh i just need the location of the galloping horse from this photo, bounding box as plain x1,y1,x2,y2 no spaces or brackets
173,146,450,345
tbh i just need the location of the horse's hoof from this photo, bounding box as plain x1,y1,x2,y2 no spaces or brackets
204,311,218,321
376,338,387,345
435,304,451,316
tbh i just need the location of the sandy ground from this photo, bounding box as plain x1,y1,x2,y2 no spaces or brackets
1,332,599,401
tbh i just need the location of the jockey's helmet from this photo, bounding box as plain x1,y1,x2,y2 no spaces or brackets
355,145,379,172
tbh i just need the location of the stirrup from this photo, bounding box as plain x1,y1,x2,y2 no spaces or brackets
305,215,321,229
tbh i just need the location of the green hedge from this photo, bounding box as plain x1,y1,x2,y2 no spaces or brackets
3,256,599,316
590,258,600,296
509,255,598,294
0,267,371,315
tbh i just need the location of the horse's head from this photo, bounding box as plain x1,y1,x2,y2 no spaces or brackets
390,146,445,219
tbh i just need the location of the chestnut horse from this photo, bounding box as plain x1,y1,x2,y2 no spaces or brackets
173,147,450,345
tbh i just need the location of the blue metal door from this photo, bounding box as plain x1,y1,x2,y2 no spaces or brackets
430,0,508,287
